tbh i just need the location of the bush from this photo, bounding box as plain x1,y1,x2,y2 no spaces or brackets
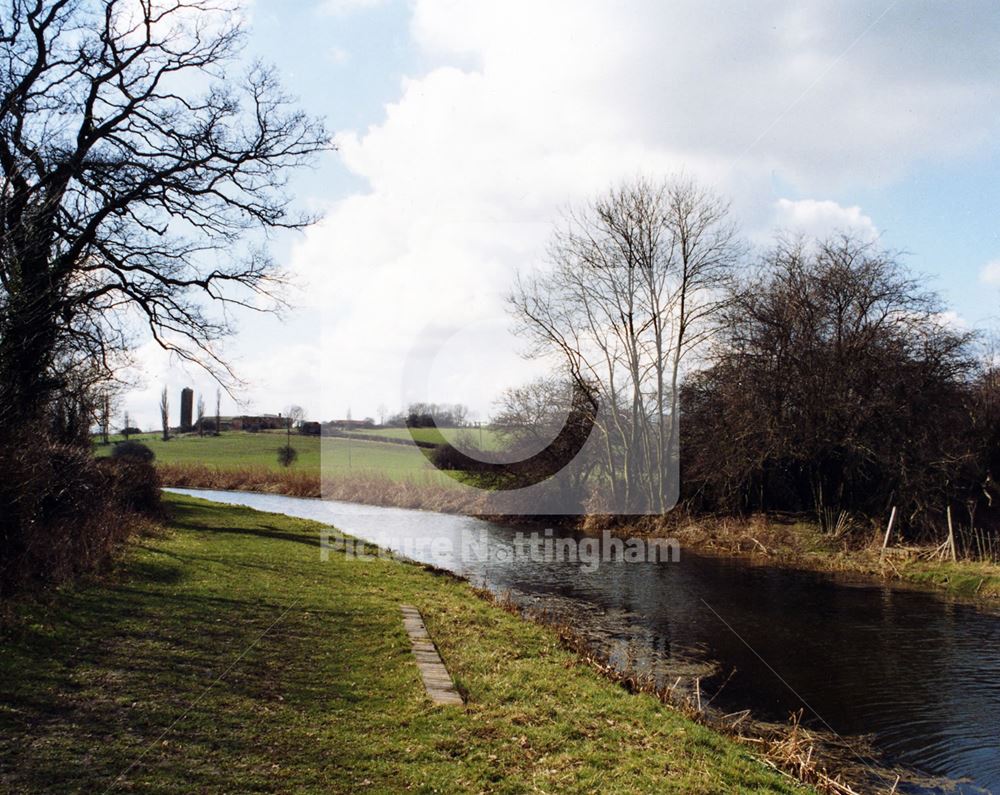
110,440,155,464
101,458,163,516
277,445,298,467
1,437,161,598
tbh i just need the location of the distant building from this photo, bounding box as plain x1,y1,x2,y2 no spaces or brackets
230,414,285,432
198,415,233,433
326,418,375,430
180,387,194,432
195,413,289,433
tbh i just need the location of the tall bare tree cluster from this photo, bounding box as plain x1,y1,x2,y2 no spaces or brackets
504,178,1000,544
509,177,739,511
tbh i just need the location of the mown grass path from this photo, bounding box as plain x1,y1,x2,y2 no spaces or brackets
0,494,805,794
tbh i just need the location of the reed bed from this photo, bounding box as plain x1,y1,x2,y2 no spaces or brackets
158,463,323,497
157,463,485,514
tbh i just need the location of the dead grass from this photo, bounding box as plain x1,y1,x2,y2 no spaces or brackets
621,510,1000,601
158,463,323,497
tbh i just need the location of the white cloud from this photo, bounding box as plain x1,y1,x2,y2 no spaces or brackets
319,0,385,15
935,310,970,332
409,0,1000,189
196,1,1000,420
327,46,350,65
294,1,1000,417
771,198,879,241
980,260,1000,286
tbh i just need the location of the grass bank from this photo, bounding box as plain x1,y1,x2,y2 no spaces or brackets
356,426,505,450
0,494,807,794
97,430,323,472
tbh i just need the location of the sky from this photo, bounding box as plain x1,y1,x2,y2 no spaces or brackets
123,0,1000,429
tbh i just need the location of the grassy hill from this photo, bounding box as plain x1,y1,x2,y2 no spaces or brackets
353,426,504,450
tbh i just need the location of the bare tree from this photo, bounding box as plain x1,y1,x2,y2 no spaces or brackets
277,404,303,466
215,388,222,437
159,387,169,442
284,404,304,445
490,376,597,504
0,0,332,438
99,391,112,445
377,403,388,427
122,410,131,440
509,176,739,510
45,363,103,445
196,395,205,436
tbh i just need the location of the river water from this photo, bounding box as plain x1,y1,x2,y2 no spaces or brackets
167,488,1000,793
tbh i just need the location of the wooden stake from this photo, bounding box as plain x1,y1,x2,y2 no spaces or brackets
946,506,957,562
880,506,897,562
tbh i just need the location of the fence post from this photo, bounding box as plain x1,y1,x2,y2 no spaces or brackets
880,506,897,562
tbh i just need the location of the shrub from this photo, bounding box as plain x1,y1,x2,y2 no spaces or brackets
277,445,298,467
110,440,155,464
101,458,163,516
1,437,161,598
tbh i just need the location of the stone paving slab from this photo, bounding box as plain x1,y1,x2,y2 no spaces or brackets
400,604,464,706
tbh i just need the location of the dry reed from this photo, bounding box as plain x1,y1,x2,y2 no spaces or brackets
157,464,486,514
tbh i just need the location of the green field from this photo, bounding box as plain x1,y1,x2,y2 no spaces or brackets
354,426,505,450
96,431,453,483
0,494,802,793
98,431,321,471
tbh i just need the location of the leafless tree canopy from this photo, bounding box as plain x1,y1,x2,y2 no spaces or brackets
0,0,331,431
509,176,740,511
682,234,982,533
158,384,168,441
195,393,204,434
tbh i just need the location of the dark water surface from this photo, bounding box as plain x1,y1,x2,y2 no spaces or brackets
168,489,1000,793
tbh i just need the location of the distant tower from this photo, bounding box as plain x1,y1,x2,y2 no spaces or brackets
180,387,194,432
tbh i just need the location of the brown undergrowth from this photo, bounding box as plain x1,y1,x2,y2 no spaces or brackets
157,463,485,513
612,510,1000,601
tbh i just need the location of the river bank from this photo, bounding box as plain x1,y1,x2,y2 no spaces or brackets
0,493,813,794
157,463,1000,603
162,487,1000,792
615,512,1000,602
